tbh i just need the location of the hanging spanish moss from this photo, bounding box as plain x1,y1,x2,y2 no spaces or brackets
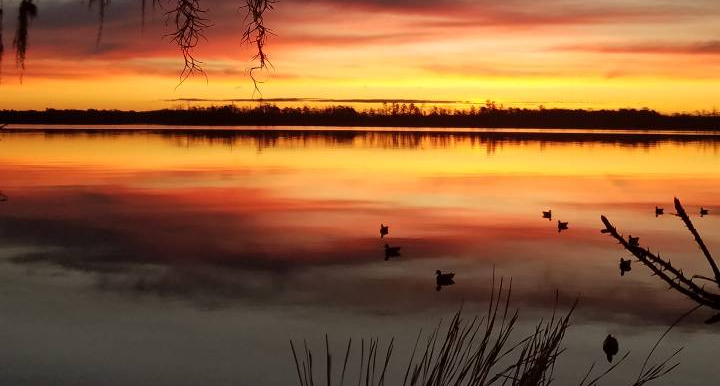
88,0,111,46
142,0,160,33
13,0,37,80
241,0,276,96
0,0,4,84
145,0,162,26
166,0,209,85
8,0,277,89
142,0,146,33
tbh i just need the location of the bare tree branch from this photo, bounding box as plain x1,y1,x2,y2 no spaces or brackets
673,197,720,287
601,200,720,322
5,0,277,89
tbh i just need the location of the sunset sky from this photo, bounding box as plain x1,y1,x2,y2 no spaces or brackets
1,0,719,112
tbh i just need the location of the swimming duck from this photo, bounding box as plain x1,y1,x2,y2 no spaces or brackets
542,210,552,220
628,235,639,247
380,224,389,238
700,208,709,217
557,221,568,232
603,335,619,362
435,270,455,291
384,243,401,260
655,206,664,217
619,258,631,276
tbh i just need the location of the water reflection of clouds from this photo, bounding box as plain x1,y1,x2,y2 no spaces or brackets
1,184,718,326
1,132,719,322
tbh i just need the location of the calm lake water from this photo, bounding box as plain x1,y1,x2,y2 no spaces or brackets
0,127,719,385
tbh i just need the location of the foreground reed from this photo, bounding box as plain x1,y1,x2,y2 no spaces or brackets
290,278,681,386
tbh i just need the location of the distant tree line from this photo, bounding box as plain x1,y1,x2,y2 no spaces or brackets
2,104,720,130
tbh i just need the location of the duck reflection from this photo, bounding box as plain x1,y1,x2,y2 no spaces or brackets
384,243,401,261
602,198,720,324
435,270,455,291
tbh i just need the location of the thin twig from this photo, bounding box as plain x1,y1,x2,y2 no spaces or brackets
674,197,720,287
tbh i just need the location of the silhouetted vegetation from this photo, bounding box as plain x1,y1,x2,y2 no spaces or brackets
0,0,273,86
601,198,720,323
13,0,36,79
2,104,720,130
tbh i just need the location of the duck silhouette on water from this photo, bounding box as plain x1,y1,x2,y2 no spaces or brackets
655,206,664,217
435,270,455,291
380,224,389,238
700,207,709,217
384,243,401,261
603,335,619,362
619,258,631,276
628,235,640,247
542,210,552,221
557,221,568,232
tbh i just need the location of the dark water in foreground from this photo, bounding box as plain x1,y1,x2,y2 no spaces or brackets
0,127,719,385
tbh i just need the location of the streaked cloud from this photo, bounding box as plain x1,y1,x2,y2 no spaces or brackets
557,40,720,55
1,0,720,111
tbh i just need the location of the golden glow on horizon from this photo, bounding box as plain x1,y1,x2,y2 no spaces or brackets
3,73,720,113
1,134,718,179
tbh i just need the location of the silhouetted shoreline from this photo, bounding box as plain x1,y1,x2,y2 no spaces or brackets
2,104,720,130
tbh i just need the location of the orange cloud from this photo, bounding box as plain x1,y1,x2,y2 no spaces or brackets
1,0,720,111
